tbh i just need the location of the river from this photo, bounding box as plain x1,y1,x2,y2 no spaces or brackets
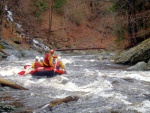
0,52,150,113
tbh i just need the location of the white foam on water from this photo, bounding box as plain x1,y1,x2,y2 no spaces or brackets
73,64,84,66
0,55,150,112
99,91,131,105
47,76,112,96
63,58,73,64
105,71,150,82
127,100,150,113
0,66,21,76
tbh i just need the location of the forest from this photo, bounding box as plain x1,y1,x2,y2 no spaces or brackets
0,0,150,50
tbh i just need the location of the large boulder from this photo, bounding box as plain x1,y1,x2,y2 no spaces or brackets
114,38,150,64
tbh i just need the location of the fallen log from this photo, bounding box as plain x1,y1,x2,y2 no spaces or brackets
0,50,9,56
0,78,28,90
33,96,79,112
54,47,106,51
49,96,79,108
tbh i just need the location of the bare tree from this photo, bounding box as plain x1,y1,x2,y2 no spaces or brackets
0,0,5,39
108,0,150,48
48,0,53,44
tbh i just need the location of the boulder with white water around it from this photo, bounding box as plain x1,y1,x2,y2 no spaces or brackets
127,61,147,71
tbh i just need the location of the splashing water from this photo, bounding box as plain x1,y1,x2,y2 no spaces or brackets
0,53,150,113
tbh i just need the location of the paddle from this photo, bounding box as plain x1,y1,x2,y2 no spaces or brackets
18,71,26,76
54,57,58,76
18,66,32,76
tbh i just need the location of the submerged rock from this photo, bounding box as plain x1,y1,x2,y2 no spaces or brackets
127,61,147,71
147,59,150,70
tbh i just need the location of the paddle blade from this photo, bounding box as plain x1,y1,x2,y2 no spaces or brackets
18,71,26,76
24,65,31,69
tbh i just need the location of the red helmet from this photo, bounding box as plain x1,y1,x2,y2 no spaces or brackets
50,50,54,54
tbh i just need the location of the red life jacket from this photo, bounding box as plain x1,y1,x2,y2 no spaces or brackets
44,53,51,66
35,61,42,69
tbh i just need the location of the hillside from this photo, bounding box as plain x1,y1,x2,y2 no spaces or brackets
0,0,120,51
1,0,149,51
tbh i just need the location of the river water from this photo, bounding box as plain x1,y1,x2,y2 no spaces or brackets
0,52,150,113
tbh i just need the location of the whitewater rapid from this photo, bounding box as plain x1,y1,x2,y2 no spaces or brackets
0,54,150,113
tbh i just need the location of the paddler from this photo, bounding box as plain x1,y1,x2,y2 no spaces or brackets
53,56,65,70
31,56,43,69
43,50,57,67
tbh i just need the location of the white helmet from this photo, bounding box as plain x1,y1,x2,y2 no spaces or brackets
57,56,61,60
35,56,39,60
40,57,44,61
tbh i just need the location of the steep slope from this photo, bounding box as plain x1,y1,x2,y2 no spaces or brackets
2,0,119,50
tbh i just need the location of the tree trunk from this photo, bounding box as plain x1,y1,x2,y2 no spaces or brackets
49,96,79,110
127,0,133,46
0,78,28,90
0,50,9,55
54,47,106,51
132,0,138,46
48,1,53,44
0,0,4,39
